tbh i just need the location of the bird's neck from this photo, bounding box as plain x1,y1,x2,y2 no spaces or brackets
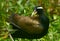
39,13,49,29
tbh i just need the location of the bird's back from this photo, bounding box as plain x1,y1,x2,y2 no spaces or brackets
9,14,43,34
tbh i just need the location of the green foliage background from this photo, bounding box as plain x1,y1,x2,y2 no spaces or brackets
0,0,60,41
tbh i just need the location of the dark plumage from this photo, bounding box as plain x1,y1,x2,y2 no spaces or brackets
9,6,49,39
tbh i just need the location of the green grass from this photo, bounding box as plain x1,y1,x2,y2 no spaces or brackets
0,0,60,41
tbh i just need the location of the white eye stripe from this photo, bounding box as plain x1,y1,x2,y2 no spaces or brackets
37,7,43,9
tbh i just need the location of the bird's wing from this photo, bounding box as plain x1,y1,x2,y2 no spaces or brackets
9,14,43,34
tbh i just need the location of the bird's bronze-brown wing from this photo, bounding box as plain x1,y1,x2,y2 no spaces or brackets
9,14,43,34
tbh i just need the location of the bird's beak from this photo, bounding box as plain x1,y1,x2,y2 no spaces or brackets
31,10,37,17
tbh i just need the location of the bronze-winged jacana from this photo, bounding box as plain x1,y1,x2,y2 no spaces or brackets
9,6,49,39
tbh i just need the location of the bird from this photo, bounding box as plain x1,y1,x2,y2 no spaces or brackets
8,6,49,39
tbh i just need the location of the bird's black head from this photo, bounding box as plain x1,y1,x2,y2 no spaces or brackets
31,6,44,17
34,6,44,15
